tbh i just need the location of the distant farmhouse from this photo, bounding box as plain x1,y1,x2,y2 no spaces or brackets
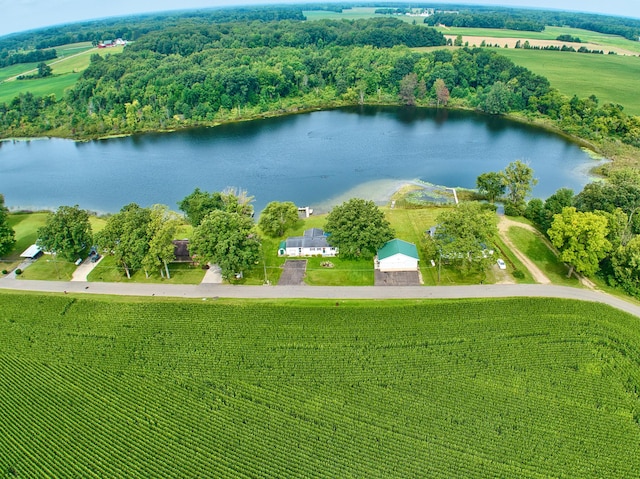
97,38,128,48
278,228,337,257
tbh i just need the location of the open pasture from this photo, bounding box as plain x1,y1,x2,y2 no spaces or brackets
0,294,639,477
496,49,640,116
0,43,123,103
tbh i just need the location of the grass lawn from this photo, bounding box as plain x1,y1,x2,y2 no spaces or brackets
506,225,581,287
19,256,76,280
304,256,374,285
496,48,640,116
2,212,48,261
87,254,206,284
0,72,82,103
0,62,39,82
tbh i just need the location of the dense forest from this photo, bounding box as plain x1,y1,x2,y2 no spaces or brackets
0,6,639,151
423,6,640,40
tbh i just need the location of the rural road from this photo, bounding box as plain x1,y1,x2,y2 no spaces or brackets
2,278,640,318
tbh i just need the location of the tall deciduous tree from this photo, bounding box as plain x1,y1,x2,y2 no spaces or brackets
324,198,394,259
190,210,261,280
178,188,224,226
399,72,418,106
611,235,640,296
95,203,152,278
36,205,92,261
476,172,505,203
547,206,611,278
433,202,497,276
482,81,513,115
0,194,16,257
221,187,255,217
142,205,180,279
258,201,299,237
502,160,538,215
434,78,450,107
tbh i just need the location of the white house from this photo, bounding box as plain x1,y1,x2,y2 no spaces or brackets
375,239,419,272
278,228,338,257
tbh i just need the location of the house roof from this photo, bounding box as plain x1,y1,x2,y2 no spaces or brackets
172,240,191,261
286,228,333,249
20,244,42,258
377,239,419,261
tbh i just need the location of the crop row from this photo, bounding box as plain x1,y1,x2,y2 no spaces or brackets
1,294,639,477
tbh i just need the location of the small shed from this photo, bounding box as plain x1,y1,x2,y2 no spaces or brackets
376,239,419,272
172,240,192,263
20,244,42,260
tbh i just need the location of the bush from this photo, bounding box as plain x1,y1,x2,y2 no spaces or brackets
1,269,7,275
15,268,22,275
512,269,525,279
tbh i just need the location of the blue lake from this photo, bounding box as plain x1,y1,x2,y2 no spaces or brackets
0,106,602,214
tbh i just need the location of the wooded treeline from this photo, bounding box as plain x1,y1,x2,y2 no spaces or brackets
0,48,56,68
0,11,639,151
0,7,306,53
423,5,640,40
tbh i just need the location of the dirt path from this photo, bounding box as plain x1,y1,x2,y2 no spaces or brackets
497,216,551,284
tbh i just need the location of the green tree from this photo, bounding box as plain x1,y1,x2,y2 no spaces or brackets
611,235,640,296
178,188,224,226
476,171,506,203
324,198,394,259
502,160,538,215
221,187,255,217
95,203,152,278
433,202,497,277
142,205,180,279
454,34,463,47
0,194,16,257
36,205,92,262
547,207,611,277
399,72,418,106
482,81,513,115
541,188,574,231
190,209,261,280
258,201,299,237
37,62,52,78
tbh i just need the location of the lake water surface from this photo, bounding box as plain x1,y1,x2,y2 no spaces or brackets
0,106,601,214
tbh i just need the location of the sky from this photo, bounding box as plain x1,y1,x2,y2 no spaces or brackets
0,0,637,38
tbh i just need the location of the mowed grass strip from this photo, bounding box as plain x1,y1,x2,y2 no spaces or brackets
496,48,640,116
0,294,639,477
506,225,581,286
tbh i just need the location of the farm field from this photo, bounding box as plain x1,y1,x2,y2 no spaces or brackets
0,43,123,103
436,26,640,54
1,293,639,477
495,49,640,116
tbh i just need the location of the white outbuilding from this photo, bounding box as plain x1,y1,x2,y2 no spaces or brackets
375,239,419,272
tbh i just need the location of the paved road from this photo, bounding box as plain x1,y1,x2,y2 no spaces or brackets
2,278,639,318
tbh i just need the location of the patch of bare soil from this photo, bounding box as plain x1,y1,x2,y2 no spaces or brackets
444,35,638,56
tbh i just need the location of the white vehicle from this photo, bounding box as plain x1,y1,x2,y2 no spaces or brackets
497,259,506,270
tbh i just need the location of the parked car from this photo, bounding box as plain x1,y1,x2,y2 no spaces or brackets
497,259,506,270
